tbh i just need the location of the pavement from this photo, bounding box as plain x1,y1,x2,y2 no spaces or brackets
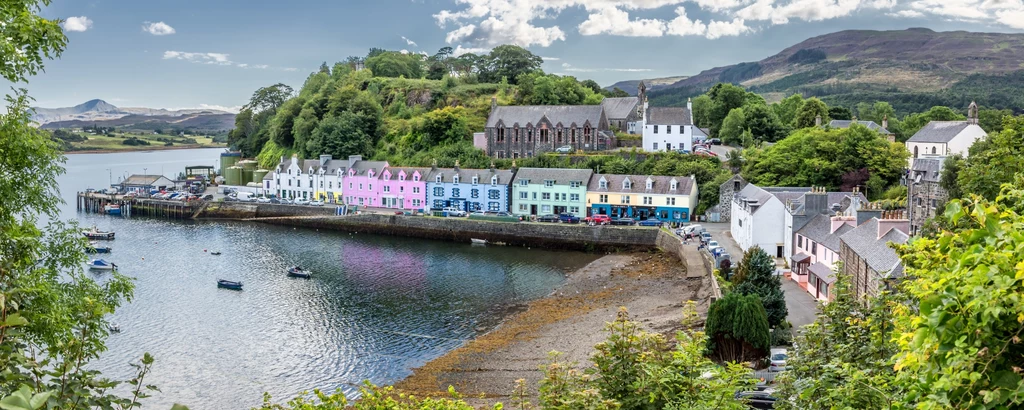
698,222,819,330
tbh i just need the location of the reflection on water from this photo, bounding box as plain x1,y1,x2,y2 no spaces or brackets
57,149,595,408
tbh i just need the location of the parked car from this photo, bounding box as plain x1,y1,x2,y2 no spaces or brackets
269,198,281,204
536,214,560,223
442,207,466,217
638,219,663,227
554,145,573,154
768,348,788,372
256,196,271,203
735,387,777,409
709,138,722,145
309,200,324,206
700,232,713,243
491,211,512,217
610,217,636,226
294,198,311,205
676,148,692,154
201,194,214,201
586,214,612,225
558,213,581,223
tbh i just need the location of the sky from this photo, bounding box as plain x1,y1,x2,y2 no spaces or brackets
26,0,1024,111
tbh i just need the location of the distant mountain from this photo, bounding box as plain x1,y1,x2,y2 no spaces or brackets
643,28,1024,114
31,99,233,127
604,76,689,96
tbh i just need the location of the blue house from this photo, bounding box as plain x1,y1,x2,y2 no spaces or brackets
424,162,515,212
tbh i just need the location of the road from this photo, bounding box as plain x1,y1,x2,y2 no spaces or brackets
700,222,819,330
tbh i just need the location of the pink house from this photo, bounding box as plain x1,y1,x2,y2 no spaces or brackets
343,156,388,208
790,213,856,301
379,167,429,211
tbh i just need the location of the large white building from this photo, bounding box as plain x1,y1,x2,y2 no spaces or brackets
731,184,790,257
640,99,707,153
264,154,353,202
905,102,986,167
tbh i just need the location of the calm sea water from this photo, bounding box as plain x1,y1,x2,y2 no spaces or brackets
57,148,595,409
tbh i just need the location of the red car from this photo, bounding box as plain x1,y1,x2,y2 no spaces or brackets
586,214,611,225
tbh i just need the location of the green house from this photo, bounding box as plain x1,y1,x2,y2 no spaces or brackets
511,167,593,217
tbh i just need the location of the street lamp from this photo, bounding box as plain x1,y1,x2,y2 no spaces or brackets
143,167,148,176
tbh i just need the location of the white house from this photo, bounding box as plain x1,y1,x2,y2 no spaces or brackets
640,98,706,153
265,154,352,202
905,102,986,167
731,184,789,257
120,175,175,193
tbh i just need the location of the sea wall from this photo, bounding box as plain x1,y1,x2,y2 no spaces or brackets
656,229,723,301
197,202,339,219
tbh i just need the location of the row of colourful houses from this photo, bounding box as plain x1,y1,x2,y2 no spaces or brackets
261,154,699,222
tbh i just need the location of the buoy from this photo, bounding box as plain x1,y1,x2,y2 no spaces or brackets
204,249,207,252
141,257,145,260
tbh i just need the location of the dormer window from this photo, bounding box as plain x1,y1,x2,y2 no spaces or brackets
646,179,653,190
453,175,460,184
436,175,442,183
519,180,529,186
544,180,554,187
670,180,678,190
399,172,406,181
472,176,479,185
599,178,607,189
414,175,420,182
623,180,632,190
491,176,498,185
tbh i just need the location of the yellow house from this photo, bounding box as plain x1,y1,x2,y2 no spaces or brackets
586,174,697,222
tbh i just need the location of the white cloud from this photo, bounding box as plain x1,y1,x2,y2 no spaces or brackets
452,45,491,56
560,63,653,72
402,36,418,46
62,16,92,32
706,18,752,38
196,104,242,113
162,51,233,65
283,67,298,72
143,21,176,35
888,9,924,17
540,56,560,61
578,6,667,37
254,64,270,69
608,68,654,72
666,6,707,36
997,8,1024,28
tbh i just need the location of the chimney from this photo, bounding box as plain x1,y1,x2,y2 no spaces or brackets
687,97,694,124
291,153,299,166
882,115,889,130
815,115,822,127
511,160,518,173
830,212,856,233
804,187,829,215
968,101,979,125
348,155,362,165
877,209,910,239
319,154,332,168
856,201,883,226
491,97,497,111
454,160,461,171
490,161,496,172
431,158,438,170
852,115,858,122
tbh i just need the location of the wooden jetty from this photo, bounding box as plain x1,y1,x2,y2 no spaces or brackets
76,192,204,220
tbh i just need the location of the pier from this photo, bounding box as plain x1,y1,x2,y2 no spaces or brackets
76,192,203,220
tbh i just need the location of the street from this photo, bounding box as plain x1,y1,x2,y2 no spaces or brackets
700,222,819,330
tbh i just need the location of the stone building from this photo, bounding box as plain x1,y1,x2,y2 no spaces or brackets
484,99,613,158
600,82,644,134
907,156,948,235
839,209,909,299
905,102,986,167
716,174,748,222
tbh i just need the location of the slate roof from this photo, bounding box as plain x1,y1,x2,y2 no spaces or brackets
349,160,388,177
384,167,431,180
122,175,170,185
791,252,811,264
840,219,909,278
600,97,639,120
425,167,515,185
787,191,868,215
907,121,972,143
733,184,783,214
796,214,855,252
513,167,593,186
911,157,944,183
587,174,695,195
486,105,605,128
828,120,892,135
808,262,837,284
645,107,692,126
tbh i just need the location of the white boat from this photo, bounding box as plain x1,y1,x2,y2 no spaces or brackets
470,238,487,245
88,259,116,271
82,225,115,240
103,204,121,215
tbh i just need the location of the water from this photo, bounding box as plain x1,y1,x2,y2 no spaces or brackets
56,149,596,409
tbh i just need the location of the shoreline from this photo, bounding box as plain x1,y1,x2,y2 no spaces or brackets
394,251,711,407
63,144,227,155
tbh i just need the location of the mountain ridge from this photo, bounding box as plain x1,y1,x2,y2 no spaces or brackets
31,99,233,125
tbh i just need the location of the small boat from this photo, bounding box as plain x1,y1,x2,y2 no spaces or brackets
108,323,121,333
86,243,112,254
210,251,222,256
470,238,487,245
217,279,243,290
287,266,312,279
83,226,115,240
103,204,122,215
88,259,116,271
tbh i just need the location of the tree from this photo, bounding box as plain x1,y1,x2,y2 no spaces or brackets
827,106,852,121
269,97,306,148
893,182,1024,409
955,115,1024,200
604,87,629,98
720,107,746,145
939,154,964,200
580,79,602,94
900,106,966,139
733,246,788,327
772,94,804,127
479,45,542,84
793,97,829,129
305,112,373,158
707,83,749,137
978,107,1013,134
705,292,771,362
421,106,470,146
691,94,714,128
244,83,295,114
364,51,423,78
2,1,154,407
744,104,786,143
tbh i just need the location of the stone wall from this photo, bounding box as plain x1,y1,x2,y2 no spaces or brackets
197,202,339,219
656,230,722,302
716,174,747,223
909,180,948,235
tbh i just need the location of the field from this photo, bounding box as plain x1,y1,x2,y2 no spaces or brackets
62,131,227,152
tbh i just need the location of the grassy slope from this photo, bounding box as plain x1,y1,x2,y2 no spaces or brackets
66,131,225,152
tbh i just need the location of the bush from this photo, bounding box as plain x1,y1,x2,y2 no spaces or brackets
122,137,151,146
705,292,771,363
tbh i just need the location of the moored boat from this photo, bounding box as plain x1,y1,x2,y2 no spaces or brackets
88,259,116,271
287,266,312,279
217,279,243,290
86,243,112,253
83,226,115,240
210,251,222,256
470,238,487,245
103,204,121,215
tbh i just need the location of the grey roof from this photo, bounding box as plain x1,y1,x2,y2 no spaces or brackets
791,252,811,263
486,105,605,128
425,167,515,185
385,167,431,179
911,157,945,183
828,120,892,135
122,175,170,185
788,191,869,215
734,184,785,214
349,160,388,177
840,218,908,278
587,174,695,195
796,214,855,252
808,262,837,284
513,167,593,186
600,97,639,120
907,121,972,143
645,107,692,126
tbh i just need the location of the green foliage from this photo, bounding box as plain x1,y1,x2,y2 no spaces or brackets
719,108,745,145
827,106,851,121
741,124,909,191
691,95,713,128
707,83,752,137
881,184,907,201
793,97,830,129
478,45,543,85
255,382,486,410
938,153,964,200
121,136,151,146
955,115,1024,201
899,105,965,140
305,112,374,159
364,51,424,79
705,293,771,363
743,104,787,143
421,106,470,146
978,107,1013,134
775,268,900,410
732,246,788,327
772,94,804,127
0,0,66,83
893,182,1024,409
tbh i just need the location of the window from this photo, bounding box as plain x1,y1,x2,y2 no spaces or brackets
666,125,672,133
653,143,658,150
569,181,580,188
453,175,460,184
433,187,444,197
414,175,420,182
670,181,677,190
491,176,498,185
329,181,333,189
433,200,446,209
527,129,533,142
288,180,292,186
413,187,420,194
452,188,461,197
519,204,528,211
519,180,529,186
599,180,607,189
399,186,404,193
930,199,937,208
542,193,551,200
471,189,479,198
532,192,537,199
368,184,372,191
496,128,505,142
811,242,817,254
798,236,803,248
654,125,659,134
472,176,479,185
359,198,364,205
541,205,551,213
667,197,676,206
570,193,579,201
544,180,554,187
623,180,632,189
359,184,363,190
520,191,528,199
399,173,405,181
514,128,519,143
488,202,500,211
349,183,353,189
436,176,442,183
599,194,608,203
932,146,936,155
913,146,919,158
488,190,500,199
622,196,631,204
309,180,313,188
413,199,422,207
646,180,653,190
557,129,563,143
540,129,548,142
383,186,391,193
320,181,324,188
643,196,653,205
